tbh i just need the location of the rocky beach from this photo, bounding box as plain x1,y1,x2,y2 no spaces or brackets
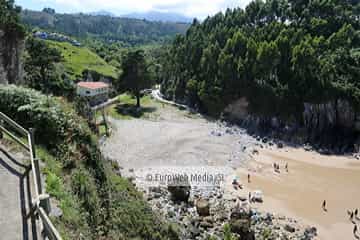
101,96,360,239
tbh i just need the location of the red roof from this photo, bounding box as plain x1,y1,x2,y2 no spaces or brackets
77,82,109,89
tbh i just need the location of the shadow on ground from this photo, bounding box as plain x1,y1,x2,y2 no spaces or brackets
0,147,39,240
115,103,157,118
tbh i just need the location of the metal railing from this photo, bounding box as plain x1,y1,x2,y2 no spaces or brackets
0,112,62,240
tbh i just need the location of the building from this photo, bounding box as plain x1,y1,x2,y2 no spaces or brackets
76,82,109,106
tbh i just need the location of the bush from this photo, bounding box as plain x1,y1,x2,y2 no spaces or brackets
0,85,172,239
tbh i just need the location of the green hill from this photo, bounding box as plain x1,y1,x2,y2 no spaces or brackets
47,40,118,80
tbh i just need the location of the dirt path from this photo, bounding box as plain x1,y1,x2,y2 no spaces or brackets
0,144,40,240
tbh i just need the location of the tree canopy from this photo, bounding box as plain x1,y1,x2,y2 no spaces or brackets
160,0,360,117
118,50,152,107
0,0,25,39
24,37,69,95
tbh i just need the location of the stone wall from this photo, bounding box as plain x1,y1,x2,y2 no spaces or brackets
0,30,25,85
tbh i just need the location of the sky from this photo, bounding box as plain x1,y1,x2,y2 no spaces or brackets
15,0,252,19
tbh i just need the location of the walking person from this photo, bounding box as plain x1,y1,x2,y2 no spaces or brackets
248,173,251,183
285,162,288,172
354,224,358,237
322,200,327,211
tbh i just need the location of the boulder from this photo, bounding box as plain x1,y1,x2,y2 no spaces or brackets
168,179,191,202
196,199,210,216
229,208,255,240
284,224,295,233
251,190,263,203
304,226,317,238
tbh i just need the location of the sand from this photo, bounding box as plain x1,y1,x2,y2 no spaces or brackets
102,97,360,239
233,147,360,240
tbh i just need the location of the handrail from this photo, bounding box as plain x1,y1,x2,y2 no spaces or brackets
0,112,29,136
0,112,62,240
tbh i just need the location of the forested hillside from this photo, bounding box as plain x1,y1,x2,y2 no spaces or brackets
20,9,189,46
161,0,360,121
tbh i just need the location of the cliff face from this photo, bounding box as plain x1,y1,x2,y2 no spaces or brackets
0,30,24,85
224,98,360,151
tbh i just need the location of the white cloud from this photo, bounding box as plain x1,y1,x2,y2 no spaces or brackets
36,0,252,18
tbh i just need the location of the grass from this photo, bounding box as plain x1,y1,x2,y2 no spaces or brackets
36,146,90,240
98,93,161,120
47,40,118,80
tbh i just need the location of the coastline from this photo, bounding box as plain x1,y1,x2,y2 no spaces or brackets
230,147,360,240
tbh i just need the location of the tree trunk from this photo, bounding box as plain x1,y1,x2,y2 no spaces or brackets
136,92,140,108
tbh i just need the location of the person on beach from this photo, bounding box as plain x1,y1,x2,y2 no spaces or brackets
322,200,327,211
354,224,358,236
285,163,288,172
248,174,251,183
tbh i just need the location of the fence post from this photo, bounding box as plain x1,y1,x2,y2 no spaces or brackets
29,128,42,194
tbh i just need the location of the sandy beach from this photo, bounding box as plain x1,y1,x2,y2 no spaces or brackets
103,97,360,239
232,147,360,240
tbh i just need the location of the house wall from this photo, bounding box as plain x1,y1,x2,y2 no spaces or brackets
76,85,109,106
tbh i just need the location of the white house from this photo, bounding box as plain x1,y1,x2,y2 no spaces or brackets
76,82,109,106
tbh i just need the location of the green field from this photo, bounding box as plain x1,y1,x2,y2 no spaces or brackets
47,40,118,80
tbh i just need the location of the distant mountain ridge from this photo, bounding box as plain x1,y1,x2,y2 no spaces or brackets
122,11,193,23
88,10,116,17
20,9,190,46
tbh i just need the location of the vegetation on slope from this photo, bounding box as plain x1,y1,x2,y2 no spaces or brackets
0,85,176,240
20,9,189,46
47,40,118,80
160,0,360,117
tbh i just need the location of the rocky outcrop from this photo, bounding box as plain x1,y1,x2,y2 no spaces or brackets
168,182,191,202
224,97,360,151
196,199,210,216
0,30,25,85
303,99,356,133
229,207,255,240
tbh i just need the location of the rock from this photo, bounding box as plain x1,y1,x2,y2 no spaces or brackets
168,181,191,202
167,210,176,218
251,190,263,203
225,128,233,134
203,216,213,223
277,142,284,148
284,224,296,233
189,226,201,238
304,227,317,238
200,221,213,229
49,204,63,218
196,199,210,216
238,194,248,202
229,208,255,240
304,145,312,151
149,186,162,193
